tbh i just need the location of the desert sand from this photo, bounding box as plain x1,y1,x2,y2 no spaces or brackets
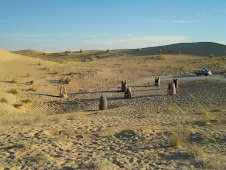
0,43,226,169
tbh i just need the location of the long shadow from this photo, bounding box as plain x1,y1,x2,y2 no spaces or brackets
37,94,59,98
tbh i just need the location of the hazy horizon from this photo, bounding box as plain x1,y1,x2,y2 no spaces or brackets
0,0,226,51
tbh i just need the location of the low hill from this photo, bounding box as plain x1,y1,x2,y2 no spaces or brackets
125,42,226,57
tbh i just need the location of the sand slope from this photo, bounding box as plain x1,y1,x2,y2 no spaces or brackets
0,45,225,169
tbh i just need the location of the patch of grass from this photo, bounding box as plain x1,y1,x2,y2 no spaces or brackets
24,99,32,104
68,72,74,76
29,80,34,85
169,126,190,148
81,59,89,62
209,54,215,59
167,104,178,113
114,52,118,56
1,113,49,126
10,78,17,84
138,106,152,118
26,73,31,77
60,77,71,84
202,111,216,123
8,89,18,95
14,103,23,109
1,97,8,104
37,62,42,65
27,87,36,91
54,70,60,74
65,77,71,84
187,144,203,158
59,59,65,64
150,55,165,60
90,56,97,61
66,112,84,120
34,55,39,58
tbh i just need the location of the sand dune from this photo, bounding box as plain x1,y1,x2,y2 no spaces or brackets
124,42,226,57
0,44,225,169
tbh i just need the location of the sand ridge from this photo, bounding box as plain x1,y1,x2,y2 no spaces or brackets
0,44,225,169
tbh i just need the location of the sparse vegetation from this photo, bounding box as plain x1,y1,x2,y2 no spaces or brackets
14,103,23,109
68,72,74,76
8,89,18,95
27,87,36,91
27,73,31,77
65,77,71,84
169,125,190,148
60,77,71,84
29,80,34,85
1,97,8,104
10,78,17,83
37,62,42,65
81,59,89,62
90,56,97,61
54,70,60,74
24,99,32,104
137,48,142,51
209,54,215,59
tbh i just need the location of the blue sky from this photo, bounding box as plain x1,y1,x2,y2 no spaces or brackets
0,0,225,51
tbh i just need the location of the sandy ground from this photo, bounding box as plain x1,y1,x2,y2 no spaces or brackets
0,47,226,169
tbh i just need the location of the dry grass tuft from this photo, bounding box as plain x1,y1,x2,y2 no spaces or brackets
13,103,23,109
26,73,31,77
60,77,71,84
66,112,85,120
23,99,32,104
29,80,34,85
169,126,190,148
8,89,18,95
10,78,17,83
82,158,118,170
27,87,36,91
187,144,203,158
90,56,97,61
0,114,49,126
1,97,8,104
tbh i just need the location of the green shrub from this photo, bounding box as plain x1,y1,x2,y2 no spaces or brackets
137,48,142,51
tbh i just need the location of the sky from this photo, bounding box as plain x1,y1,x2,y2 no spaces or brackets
0,0,225,51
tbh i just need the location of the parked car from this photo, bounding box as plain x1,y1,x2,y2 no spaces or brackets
194,68,212,76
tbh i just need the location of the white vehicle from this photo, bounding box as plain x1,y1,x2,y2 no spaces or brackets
194,68,212,76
